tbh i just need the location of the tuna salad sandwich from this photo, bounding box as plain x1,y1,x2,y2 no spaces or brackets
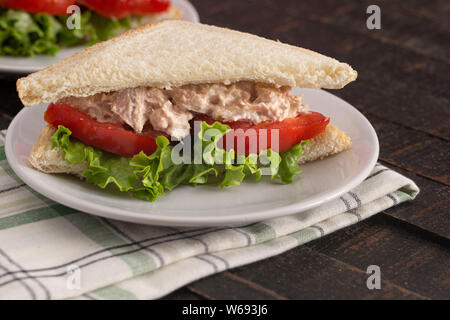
17,20,356,201
0,0,180,56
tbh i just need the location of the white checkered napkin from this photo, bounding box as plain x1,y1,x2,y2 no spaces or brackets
0,134,419,300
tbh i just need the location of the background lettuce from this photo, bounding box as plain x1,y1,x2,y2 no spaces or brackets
0,8,130,56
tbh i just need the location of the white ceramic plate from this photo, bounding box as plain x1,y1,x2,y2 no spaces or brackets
0,0,199,74
6,88,378,226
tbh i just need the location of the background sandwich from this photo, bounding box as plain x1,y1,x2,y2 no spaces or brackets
17,20,356,201
0,0,180,56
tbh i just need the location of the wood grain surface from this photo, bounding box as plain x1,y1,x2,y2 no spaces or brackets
1,0,448,300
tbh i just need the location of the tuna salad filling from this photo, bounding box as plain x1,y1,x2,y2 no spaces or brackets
59,81,309,140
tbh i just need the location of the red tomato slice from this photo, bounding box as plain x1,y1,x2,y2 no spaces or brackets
78,0,170,18
44,103,161,157
194,112,330,155
1,0,76,15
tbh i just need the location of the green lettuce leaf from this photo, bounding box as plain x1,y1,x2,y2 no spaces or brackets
52,125,137,191
51,122,308,202
274,141,309,184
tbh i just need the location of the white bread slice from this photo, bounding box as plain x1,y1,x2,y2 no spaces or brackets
130,6,182,28
298,124,351,164
17,21,357,107
29,124,351,175
28,125,88,177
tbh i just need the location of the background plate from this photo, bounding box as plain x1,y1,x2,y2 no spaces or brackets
0,0,199,74
5,88,379,226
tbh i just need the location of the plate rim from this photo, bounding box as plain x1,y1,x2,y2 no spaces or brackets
0,0,200,74
5,89,379,226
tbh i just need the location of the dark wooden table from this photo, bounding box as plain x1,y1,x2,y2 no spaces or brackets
0,0,449,299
